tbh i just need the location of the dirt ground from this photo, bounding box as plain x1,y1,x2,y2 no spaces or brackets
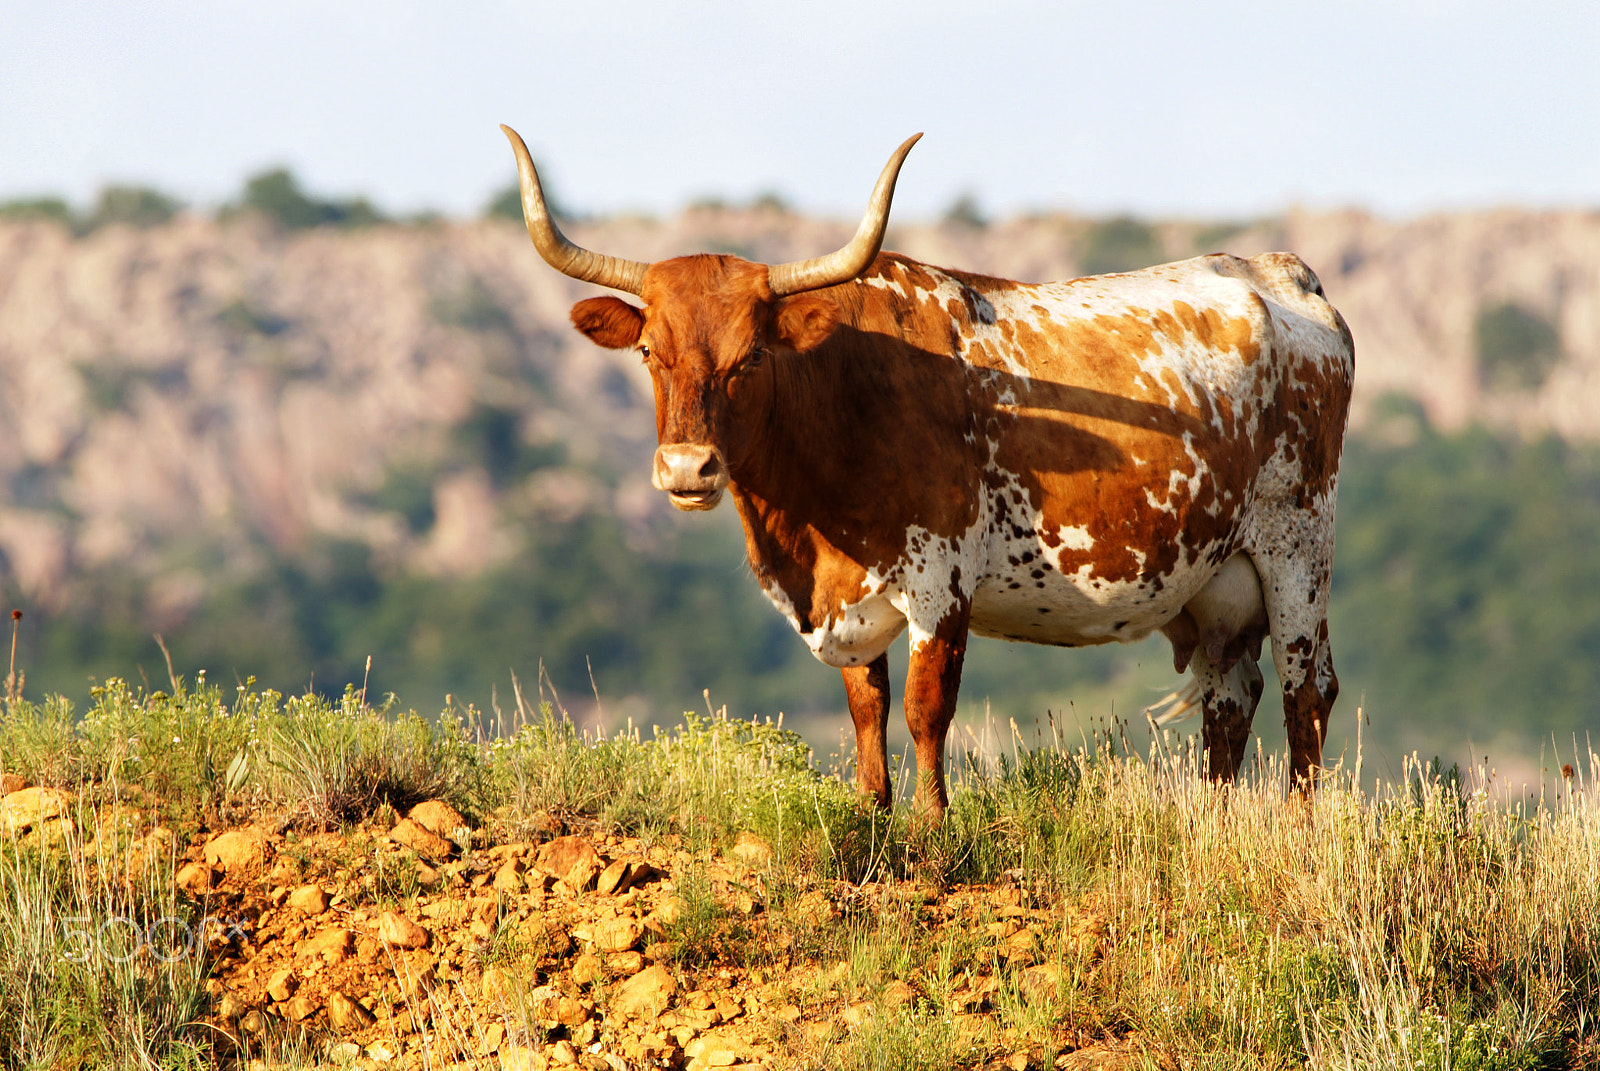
161,798,1133,1070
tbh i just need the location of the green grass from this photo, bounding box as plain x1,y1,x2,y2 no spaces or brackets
0,796,210,1069
3,679,1600,1068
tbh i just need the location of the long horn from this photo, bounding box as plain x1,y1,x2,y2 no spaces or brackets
500,125,648,296
767,133,922,298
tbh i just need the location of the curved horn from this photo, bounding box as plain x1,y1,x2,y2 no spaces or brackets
500,125,648,296
767,133,922,298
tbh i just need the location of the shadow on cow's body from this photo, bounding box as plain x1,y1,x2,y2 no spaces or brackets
501,126,1353,821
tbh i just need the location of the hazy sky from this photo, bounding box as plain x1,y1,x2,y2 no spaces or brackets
5,1,1597,223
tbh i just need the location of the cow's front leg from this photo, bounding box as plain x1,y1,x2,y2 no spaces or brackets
903,608,970,822
841,655,892,810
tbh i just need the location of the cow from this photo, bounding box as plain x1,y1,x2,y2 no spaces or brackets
500,125,1353,821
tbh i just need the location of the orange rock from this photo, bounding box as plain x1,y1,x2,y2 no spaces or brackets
481,965,523,1004
610,964,677,1019
493,860,524,893
408,799,468,838
284,994,319,1022
2,786,70,835
529,985,590,1028
590,916,644,953
203,829,268,875
297,927,353,965
286,884,331,915
175,861,216,893
596,859,631,895
685,1034,746,1068
327,991,375,1032
378,911,429,949
265,968,297,1002
606,951,646,976
216,989,252,1020
534,835,602,890
389,817,454,861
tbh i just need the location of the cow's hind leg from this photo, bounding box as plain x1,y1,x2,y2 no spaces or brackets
842,654,892,810
1194,652,1266,779
1276,615,1338,788
1251,528,1340,788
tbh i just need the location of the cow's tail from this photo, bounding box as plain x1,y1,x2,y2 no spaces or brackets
1144,680,1202,728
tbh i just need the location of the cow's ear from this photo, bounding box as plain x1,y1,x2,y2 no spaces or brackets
571,296,645,349
774,294,839,354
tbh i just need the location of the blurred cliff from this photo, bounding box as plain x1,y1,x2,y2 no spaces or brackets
2,194,1597,759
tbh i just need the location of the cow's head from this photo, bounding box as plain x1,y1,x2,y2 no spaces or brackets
501,126,919,511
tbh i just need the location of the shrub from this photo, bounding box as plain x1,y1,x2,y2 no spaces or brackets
484,183,525,223
1475,300,1562,390
484,168,569,224
941,192,988,231
256,688,486,827
0,196,76,229
85,185,180,231
232,168,386,230
1080,215,1163,275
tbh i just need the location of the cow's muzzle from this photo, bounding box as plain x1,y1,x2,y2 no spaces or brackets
652,444,728,511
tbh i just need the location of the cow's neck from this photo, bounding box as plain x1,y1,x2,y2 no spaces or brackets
723,346,887,617
723,297,981,627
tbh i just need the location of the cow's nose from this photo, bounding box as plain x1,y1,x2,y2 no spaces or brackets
652,444,728,510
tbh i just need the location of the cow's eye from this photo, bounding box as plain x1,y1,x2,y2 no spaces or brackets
727,352,763,386
639,343,652,361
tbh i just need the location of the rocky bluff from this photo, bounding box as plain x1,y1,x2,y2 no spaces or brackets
1,205,1595,613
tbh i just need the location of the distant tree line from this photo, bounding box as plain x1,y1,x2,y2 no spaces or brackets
10,406,1600,764
0,185,182,234
0,164,568,234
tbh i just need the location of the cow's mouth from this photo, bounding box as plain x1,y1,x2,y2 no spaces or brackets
667,488,724,511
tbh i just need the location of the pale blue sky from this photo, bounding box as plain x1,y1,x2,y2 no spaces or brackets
4,1,1597,222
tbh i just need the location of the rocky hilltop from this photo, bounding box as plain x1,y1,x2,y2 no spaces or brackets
1,205,1596,614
